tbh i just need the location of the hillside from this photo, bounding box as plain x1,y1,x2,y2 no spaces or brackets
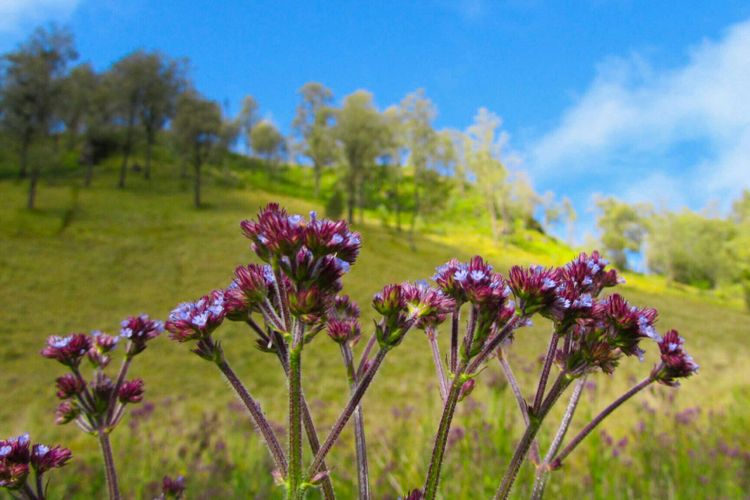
1,161,749,498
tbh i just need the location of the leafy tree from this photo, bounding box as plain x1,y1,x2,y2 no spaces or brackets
334,90,387,223
400,90,437,240
237,95,259,154
0,25,76,208
292,82,337,197
380,105,406,230
250,120,286,177
80,70,118,186
137,53,187,179
731,189,750,224
172,90,222,208
59,62,96,149
595,197,650,270
110,51,147,188
561,196,577,245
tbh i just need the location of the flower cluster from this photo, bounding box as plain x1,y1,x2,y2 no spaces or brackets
0,433,71,493
165,290,227,342
159,475,186,499
42,317,156,434
326,295,361,344
225,264,276,319
373,282,454,349
652,330,699,386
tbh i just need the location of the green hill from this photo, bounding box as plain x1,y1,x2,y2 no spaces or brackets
1,160,748,499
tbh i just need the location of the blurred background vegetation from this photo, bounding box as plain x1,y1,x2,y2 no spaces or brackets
1,25,749,499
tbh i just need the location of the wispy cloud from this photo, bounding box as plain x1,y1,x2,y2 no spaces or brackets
0,0,81,33
528,18,750,211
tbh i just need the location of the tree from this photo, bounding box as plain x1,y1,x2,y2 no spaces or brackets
464,108,511,239
172,91,222,208
110,51,147,188
561,197,577,245
237,95,259,154
381,105,406,230
250,120,285,176
595,197,650,270
138,53,187,180
78,69,117,186
333,90,387,224
59,63,97,149
292,82,336,197
0,25,77,208
400,90,437,241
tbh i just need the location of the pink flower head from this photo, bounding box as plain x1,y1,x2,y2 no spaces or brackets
41,334,92,367
653,330,699,386
87,331,120,367
401,282,456,330
30,444,72,473
594,294,658,359
326,295,361,344
561,251,622,298
162,475,186,498
289,285,334,324
55,374,85,399
373,283,414,348
433,258,469,304
240,203,306,262
0,434,31,491
563,323,622,376
224,264,274,319
305,211,361,265
508,265,567,319
0,434,30,465
120,314,164,355
118,379,145,404
55,401,80,425
166,290,227,342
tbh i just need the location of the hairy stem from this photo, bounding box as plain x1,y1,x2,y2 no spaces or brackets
498,349,540,465
35,469,44,500
532,331,560,413
107,351,133,424
423,366,466,499
494,374,572,500
551,376,653,469
97,430,121,500
466,317,521,374
450,309,460,373
307,348,389,479
341,343,370,500
216,359,288,477
531,376,586,500
288,330,304,499
427,329,449,401
356,333,377,380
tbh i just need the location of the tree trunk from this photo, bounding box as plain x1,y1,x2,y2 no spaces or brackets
144,132,153,180
27,164,39,209
18,134,31,179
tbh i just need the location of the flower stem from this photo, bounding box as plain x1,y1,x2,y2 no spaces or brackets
551,376,653,469
288,337,304,499
497,349,540,465
450,309,460,373
216,359,288,477
466,317,521,374
35,469,45,500
21,482,39,500
341,343,371,500
97,430,121,500
307,348,389,480
423,365,465,500
427,328,449,402
531,376,586,500
532,331,560,413
494,373,572,500
356,333,377,380
107,352,132,424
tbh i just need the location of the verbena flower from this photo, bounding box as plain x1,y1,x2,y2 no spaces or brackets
166,290,227,342
652,330,699,386
55,374,85,399
88,331,120,367
41,334,92,367
508,265,567,319
402,282,455,330
55,401,80,425
240,203,307,262
562,322,623,376
326,295,361,344
560,251,622,298
118,379,145,404
594,294,658,359
225,264,274,319
161,475,186,498
433,258,469,304
304,211,361,264
120,314,164,355
30,444,72,473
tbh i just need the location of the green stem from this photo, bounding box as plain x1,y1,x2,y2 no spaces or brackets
423,364,466,499
341,343,370,500
288,342,304,499
498,349,540,465
97,430,121,500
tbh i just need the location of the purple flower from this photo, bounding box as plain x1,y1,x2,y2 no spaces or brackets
326,295,361,344
0,434,31,490
652,330,699,386
594,294,658,359
162,475,186,498
240,203,306,262
402,282,455,330
30,444,72,473
560,251,622,297
55,401,80,425
41,334,92,367
225,264,274,319
166,290,227,342
304,211,361,265
120,314,163,355
55,374,85,399
433,258,469,304
118,379,145,404
508,265,566,319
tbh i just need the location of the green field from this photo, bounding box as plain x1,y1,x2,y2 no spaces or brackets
1,163,749,499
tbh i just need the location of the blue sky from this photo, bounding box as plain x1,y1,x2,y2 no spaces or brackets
2,0,750,241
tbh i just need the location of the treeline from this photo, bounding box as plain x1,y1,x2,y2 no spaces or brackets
596,192,750,307
0,25,573,240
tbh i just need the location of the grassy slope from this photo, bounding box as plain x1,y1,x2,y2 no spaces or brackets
1,161,749,498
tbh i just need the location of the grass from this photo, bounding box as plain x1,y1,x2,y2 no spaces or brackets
1,159,749,499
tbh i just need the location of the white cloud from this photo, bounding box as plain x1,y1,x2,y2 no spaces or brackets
0,0,80,33
528,18,750,211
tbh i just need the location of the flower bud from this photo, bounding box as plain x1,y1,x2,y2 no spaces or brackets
120,315,163,356
30,444,72,473
55,374,84,399
161,475,186,498
41,334,92,367
118,379,145,404
458,378,476,401
55,401,80,425
652,330,699,386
